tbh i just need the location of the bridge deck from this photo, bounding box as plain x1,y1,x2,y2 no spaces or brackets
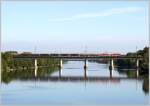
13,54,142,59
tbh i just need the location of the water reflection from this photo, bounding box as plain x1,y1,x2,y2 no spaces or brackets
1,79,148,105
18,76,141,83
1,61,149,105
59,68,62,78
143,78,149,94
109,69,113,78
1,61,149,95
84,67,88,79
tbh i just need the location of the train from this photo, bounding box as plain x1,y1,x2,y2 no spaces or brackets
17,53,125,57
97,53,125,56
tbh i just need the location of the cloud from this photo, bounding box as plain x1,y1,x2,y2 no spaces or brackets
49,7,142,22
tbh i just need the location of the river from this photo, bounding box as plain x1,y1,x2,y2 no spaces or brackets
1,61,149,105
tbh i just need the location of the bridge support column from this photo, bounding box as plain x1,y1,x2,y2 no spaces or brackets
60,59,63,69
84,59,88,69
109,59,114,70
136,68,139,78
136,59,139,69
34,59,38,77
136,59,139,78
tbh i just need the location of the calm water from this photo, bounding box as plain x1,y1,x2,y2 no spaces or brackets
1,61,149,105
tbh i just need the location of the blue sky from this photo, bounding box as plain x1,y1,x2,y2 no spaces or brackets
1,1,149,54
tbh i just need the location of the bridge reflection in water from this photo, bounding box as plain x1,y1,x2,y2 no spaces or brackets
20,76,142,85
34,64,139,79
33,67,141,83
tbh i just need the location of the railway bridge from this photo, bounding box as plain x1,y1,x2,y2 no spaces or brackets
13,53,142,72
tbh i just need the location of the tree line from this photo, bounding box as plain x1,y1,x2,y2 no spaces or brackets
115,47,149,74
1,52,60,71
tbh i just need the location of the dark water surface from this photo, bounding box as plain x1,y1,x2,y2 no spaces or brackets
1,61,149,105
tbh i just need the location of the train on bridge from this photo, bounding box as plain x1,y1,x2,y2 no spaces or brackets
17,52,125,57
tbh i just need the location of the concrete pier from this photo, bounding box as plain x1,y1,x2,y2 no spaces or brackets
136,68,139,78
109,59,114,70
34,67,37,77
34,59,38,77
136,59,139,78
136,59,139,69
35,59,38,69
60,59,63,69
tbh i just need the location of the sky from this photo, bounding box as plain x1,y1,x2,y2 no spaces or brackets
1,1,149,54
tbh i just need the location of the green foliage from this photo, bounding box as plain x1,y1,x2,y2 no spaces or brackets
1,52,14,70
115,47,149,72
1,52,59,71
1,52,60,83
143,78,149,93
138,47,149,72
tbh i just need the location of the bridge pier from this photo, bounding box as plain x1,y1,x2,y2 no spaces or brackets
136,59,139,77
136,59,139,78
34,67,37,77
109,59,114,70
136,68,139,78
136,59,139,69
34,59,38,77
60,59,63,69
84,59,88,69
